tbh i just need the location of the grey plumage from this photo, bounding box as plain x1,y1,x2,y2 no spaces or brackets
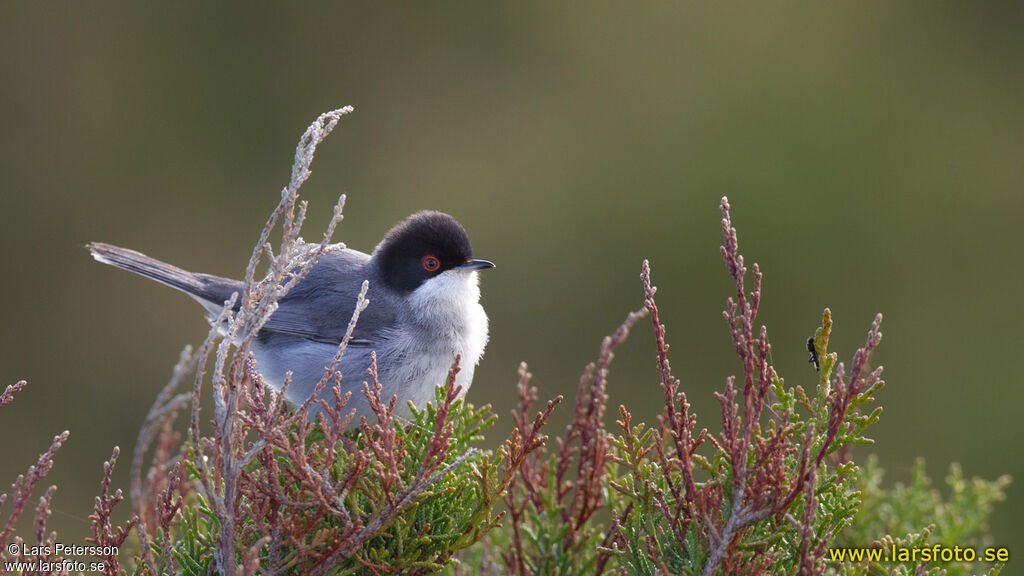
89,211,492,423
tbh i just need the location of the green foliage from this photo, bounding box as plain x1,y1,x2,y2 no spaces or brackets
448,308,1010,576
326,393,503,573
153,384,518,575
169,494,218,576
599,309,880,575
442,190,1013,575
508,465,609,575
829,457,1011,576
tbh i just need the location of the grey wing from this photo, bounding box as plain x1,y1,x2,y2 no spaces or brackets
260,250,395,347
89,242,392,347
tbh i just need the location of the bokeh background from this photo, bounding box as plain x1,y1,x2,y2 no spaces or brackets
2,3,1021,548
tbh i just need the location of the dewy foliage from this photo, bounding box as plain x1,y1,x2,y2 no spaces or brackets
448,198,1008,576
0,110,1011,576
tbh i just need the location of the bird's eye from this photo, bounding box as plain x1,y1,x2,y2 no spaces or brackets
422,255,441,272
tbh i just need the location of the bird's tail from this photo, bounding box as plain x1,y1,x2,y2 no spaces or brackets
87,242,240,308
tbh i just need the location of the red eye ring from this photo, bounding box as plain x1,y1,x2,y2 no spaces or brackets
422,255,440,272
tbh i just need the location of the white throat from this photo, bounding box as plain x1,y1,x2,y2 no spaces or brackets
407,270,489,366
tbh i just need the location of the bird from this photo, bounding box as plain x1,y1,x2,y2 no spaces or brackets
88,210,494,423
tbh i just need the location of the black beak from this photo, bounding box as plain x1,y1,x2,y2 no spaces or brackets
456,259,495,271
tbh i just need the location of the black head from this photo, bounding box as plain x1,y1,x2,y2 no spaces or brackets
375,211,494,292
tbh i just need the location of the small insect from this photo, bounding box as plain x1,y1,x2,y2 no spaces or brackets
806,337,820,372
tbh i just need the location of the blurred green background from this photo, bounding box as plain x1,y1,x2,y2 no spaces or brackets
2,2,1021,548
